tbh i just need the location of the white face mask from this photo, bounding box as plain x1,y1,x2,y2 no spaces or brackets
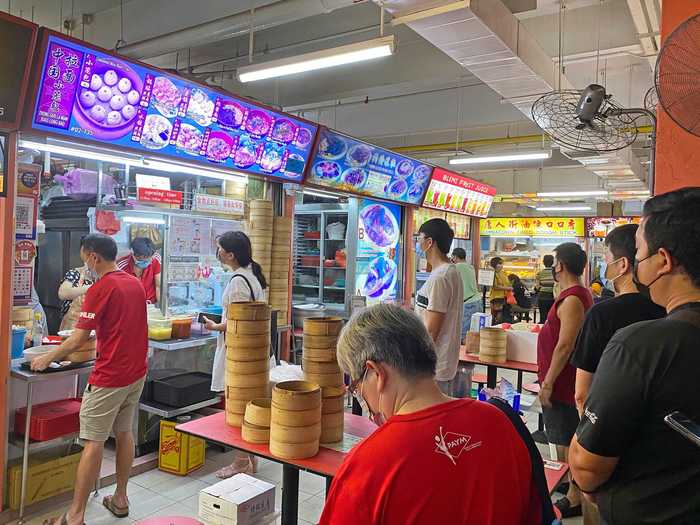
357,368,387,427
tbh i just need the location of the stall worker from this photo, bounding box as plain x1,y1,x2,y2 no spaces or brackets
31,233,148,525
320,304,547,525
414,218,463,396
489,256,512,324
117,236,161,305
570,188,700,525
202,231,266,478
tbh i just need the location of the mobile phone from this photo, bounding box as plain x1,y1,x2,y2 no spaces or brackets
664,411,700,448
198,312,221,325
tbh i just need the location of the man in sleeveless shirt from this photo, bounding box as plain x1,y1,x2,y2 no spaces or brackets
537,242,592,518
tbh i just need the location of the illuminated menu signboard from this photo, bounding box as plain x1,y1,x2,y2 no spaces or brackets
307,128,433,205
29,32,318,182
422,167,496,218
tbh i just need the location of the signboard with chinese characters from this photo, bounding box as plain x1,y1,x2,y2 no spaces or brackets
422,167,496,218
307,128,433,205
585,216,640,238
480,217,585,237
0,13,37,130
28,32,318,183
194,194,245,215
12,266,33,304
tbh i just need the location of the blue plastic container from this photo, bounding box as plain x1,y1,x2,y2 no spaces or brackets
11,328,27,359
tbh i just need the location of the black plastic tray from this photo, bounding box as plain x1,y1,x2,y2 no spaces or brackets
140,368,187,402
151,372,213,408
20,360,94,373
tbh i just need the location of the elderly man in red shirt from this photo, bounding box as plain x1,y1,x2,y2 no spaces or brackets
32,233,148,525
117,236,162,305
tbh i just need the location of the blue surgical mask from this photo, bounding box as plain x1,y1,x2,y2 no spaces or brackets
134,258,151,269
416,239,426,259
601,257,624,293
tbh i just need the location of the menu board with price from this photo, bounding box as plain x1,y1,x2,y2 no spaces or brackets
422,167,496,218
307,128,433,205
29,32,318,182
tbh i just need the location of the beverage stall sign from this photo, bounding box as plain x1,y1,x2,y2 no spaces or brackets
585,216,640,238
423,167,496,218
29,33,318,183
480,217,585,237
307,128,433,205
355,199,402,304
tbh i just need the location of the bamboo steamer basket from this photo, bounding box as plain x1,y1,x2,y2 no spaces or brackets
269,440,319,460
250,199,273,210
321,411,344,429
226,358,269,375
227,302,271,321
226,385,269,402
271,255,291,265
273,217,293,232
479,327,507,363
304,317,343,336
303,334,338,349
226,332,269,347
248,217,274,231
270,270,289,280
241,421,270,444
303,358,341,375
269,278,289,290
320,425,344,444
67,349,97,362
226,370,269,389
226,398,250,414
272,381,321,411
227,319,270,336
305,370,344,388
270,422,321,444
322,386,346,414
225,345,269,362
244,398,272,427
226,411,244,427
270,405,321,427
303,347,337,362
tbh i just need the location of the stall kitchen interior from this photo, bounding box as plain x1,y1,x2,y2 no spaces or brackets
1,1,699,525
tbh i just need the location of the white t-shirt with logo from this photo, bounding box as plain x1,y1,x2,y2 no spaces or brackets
415,263,464,382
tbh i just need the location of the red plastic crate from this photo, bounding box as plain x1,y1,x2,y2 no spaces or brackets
15,398,82,441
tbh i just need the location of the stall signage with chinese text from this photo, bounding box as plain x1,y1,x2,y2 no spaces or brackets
585,216,640,238
423,167,496,218
480,217,585,237
14,240,36,265
307,128,433,205
137,187,182,205
193,194,245,215
30,33,318,183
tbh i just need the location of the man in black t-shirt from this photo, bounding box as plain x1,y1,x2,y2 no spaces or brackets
569,188,700,525
572,224,665,415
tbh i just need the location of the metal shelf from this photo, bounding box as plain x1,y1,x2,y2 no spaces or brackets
139,397,221,418
148,334,217,351
8,432,79,453
294,284,320,288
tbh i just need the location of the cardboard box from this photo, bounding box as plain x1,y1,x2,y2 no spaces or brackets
505,330,538,364
199,474,275,525
7,445,82,509
158,419,205,476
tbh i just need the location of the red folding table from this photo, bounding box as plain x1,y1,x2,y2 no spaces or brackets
459,347,539,391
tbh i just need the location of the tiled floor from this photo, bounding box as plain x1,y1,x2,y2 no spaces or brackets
22,364,583,525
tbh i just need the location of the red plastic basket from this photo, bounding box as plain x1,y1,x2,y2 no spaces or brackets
15,398,82,441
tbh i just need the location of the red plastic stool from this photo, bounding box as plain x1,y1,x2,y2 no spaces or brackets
472,373,487,392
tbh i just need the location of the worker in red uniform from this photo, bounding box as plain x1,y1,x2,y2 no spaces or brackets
117,236,161,305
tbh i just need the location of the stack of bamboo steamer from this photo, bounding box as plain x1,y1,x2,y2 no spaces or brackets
270,381,321,459
241,398,272,444
225,302,271,427
247,200,274,285
269,216,292,321
303,317,345,443
479,327,507,363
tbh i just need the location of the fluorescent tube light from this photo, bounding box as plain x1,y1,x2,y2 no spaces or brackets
537,190,608,197
19,140,139,165
238,36,395,83
303,189,340,200
142,159,247,183
122,216,166,225
535,206,592,211
449,151,551,165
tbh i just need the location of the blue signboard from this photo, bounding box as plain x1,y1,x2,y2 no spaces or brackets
355,199,402,304
30,33,318,182
307,128,432,205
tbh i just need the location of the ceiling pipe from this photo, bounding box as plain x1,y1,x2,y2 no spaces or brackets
117,0,366,59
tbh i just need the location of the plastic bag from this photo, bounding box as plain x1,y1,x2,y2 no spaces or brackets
506,290,517,305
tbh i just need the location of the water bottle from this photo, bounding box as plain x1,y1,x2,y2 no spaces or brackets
32,312,43,347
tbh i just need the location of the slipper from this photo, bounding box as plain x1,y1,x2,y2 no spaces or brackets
554,481,570,495
216,458,255,479
42,514,84,525
103,495,129,518
554,496,582,518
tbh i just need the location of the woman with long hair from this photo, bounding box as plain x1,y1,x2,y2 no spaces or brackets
202,230,267,477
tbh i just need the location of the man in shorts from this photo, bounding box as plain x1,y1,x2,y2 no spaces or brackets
32,233,148,524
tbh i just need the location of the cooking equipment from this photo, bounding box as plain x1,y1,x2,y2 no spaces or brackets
292,303,326,330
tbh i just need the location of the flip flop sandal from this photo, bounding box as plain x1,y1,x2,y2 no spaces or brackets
42,514,85,525
554,496,582,519
103,495,129,518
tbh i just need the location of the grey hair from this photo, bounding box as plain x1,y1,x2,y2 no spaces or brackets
337,303,437,381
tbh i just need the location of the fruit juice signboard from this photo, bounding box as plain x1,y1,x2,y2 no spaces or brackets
422,167,496,218
355,199,402,305
28,32,318,182
480,217,585,237
307,128,433,205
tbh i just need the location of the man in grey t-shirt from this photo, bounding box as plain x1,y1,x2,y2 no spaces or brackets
414,218,464,395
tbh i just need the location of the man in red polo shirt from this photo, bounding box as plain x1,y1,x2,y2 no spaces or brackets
117,236,162,304
32,233,148,525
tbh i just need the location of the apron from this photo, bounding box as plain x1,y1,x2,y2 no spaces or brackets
210,273,258,392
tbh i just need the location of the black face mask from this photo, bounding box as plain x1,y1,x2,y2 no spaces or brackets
633,253,665,292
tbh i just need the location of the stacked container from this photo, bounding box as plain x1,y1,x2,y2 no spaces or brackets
241,398,272,444
269,216,292,322
225,302,271,427
302,317,345,443
479,327,507,363
270,381,321,459
247,200,274,286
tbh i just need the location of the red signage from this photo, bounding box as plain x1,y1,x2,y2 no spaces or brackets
137,187,183,205
14,240,36,265
423,168,496,218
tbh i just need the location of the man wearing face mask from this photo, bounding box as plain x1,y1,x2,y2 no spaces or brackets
414,219,464,396
320,304,545,525
569,188,700,524
117,236,161,305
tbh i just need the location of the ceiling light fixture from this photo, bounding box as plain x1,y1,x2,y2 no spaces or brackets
121,216,166,225
237,36,395,83
449,151,551,165
537,190,608,197
303,189,340,200
535,206,592,211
